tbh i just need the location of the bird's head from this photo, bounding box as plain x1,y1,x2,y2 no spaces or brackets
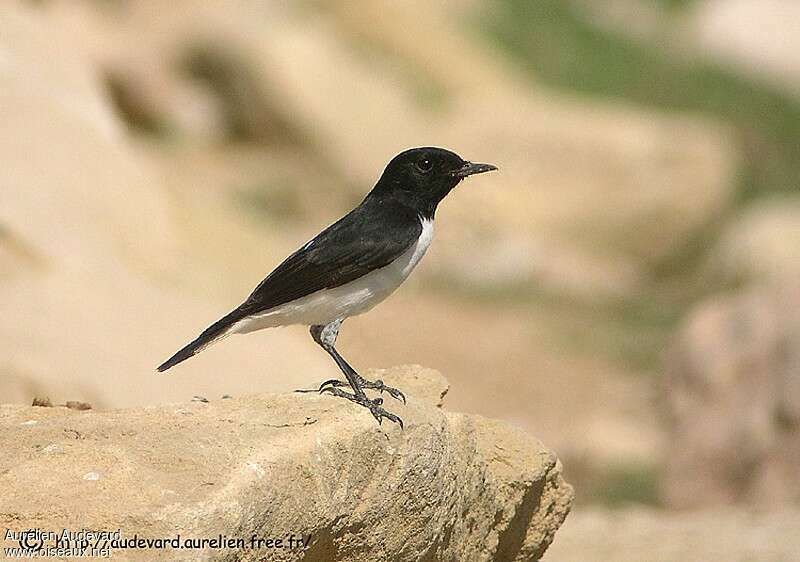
372,147,497,218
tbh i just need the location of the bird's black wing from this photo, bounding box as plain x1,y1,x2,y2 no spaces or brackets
157,197,421,372
238,197,422,316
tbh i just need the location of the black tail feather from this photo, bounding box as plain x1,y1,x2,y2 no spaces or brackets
157,310,244,372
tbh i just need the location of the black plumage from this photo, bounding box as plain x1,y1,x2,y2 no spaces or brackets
239,197,423,316
157,197,423,373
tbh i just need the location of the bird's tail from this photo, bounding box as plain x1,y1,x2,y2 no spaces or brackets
157,309,245,372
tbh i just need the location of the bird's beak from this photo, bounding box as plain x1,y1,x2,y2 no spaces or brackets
452,161,498,179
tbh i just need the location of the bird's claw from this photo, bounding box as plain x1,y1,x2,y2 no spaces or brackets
318,377,406,404
372,407,403,430
373,380,407,404
319,387,403,429
318,378,345,391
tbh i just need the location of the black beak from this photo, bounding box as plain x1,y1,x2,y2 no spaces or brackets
452,161,498,179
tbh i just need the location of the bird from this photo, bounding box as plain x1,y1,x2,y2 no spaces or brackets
157,147,497,428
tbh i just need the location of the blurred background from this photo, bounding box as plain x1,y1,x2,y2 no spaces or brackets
1,0,799,559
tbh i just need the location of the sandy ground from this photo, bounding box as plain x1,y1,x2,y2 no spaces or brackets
546,506,800,562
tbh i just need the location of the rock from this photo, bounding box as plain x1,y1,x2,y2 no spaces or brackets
710,197,800,283
662,283,800,508
687,0,800,98
0,367,573,562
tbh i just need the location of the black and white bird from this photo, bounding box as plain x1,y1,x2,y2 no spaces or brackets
157,147,497,427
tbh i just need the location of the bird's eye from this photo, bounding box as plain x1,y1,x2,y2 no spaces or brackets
415,158,434,173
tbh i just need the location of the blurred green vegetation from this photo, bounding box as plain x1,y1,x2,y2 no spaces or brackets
234,180,307,224
480,0,800,204
562,455,661,507
592,462,661,507
654,0,697,11
430,276,686,373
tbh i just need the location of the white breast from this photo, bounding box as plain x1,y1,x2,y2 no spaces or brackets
233,219,434,333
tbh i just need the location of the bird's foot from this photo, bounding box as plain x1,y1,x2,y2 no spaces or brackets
319,387,404,429
318,376,406,404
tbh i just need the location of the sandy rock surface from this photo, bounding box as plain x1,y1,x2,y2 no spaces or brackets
663,283,800,508
545,506,800,562
711,197,800,283
688,0,800,97
0,366,573,562
0,2,328,408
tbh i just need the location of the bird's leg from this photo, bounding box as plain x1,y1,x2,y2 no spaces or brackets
309,321,365,397
309,321,403,428
308,320,406,403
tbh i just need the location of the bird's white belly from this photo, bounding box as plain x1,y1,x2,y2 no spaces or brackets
233,219,433,332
